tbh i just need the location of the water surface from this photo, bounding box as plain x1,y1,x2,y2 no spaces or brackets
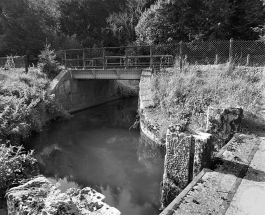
26,97,165,215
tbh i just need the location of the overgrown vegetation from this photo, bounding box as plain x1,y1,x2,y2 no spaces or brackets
0,145,38,207
0,64,69,210
0,68,69,145
148,64,265,139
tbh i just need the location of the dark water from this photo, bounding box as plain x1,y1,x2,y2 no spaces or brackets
26,97,165,215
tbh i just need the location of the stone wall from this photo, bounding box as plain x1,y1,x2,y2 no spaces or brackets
160,125,212,209
6,176,120,215
50,70,122,113
159,107,243,209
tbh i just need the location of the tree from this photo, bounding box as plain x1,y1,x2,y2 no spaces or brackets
0,0,61,56
59,0,126,47
136,0,265,44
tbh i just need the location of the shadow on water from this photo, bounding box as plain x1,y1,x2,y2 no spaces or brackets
25,97,165,215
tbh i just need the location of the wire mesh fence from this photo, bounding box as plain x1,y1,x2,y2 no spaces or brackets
58,39,265,69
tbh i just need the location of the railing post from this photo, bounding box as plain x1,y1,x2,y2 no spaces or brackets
64,51,67,69
229,38,234,66
125,47,128,69
150,45,153,68
179,41,183,69
103,48,106,69
83,49,85,69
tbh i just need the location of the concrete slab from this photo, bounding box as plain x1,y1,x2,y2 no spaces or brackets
226,137,265,215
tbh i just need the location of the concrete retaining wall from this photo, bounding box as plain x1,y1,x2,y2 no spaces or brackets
138,71,244,210
50,70,122,113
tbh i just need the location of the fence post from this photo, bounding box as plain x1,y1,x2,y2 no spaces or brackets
103,48,106,69
179,41,183,69
83,49,85,69
150,45,153,68
64,51,67,69
246,54,250,66
125,47,128,69
215,54,219,65
229,38,234,65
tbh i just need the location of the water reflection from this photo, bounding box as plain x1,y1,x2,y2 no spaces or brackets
26,98,165,215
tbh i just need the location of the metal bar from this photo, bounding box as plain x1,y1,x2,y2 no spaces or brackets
64,51,67,68
229,38,234,65
83,49,85,69
125,48,128,69
103,48,106,69
150,45,153,68
179,41,183,69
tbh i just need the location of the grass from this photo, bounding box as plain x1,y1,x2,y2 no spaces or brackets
147,64,265,140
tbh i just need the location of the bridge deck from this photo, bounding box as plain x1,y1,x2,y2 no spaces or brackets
71,68,144,80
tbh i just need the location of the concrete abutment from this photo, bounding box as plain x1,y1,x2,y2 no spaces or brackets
50,70,123,113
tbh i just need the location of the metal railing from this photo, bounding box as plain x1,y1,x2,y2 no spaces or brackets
58,39,265,70
57,45,175,69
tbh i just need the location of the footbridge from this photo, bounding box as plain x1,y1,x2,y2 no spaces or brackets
58,45,176,80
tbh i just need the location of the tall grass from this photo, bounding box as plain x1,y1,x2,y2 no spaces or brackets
148,64,265,139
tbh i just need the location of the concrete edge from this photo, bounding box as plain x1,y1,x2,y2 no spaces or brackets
160,168,213,215
219,136,261,214
140,120,161,145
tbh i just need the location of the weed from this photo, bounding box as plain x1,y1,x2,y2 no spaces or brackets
149,64,265,140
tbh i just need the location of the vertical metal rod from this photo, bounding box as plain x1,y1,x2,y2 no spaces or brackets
246,54,250,66
64,51,67,69
83,49,85,69
215,54,219,65
150,45,153,68
179,41,183,69
103,48,106,69
229,38,234,65
125,47,128,69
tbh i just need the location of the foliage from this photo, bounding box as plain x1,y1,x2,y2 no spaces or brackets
149,64,265,139
106,0,147,46
0,144,38,207
38,44,61,79
0,68,69,145
4,56,15,70
136,0,265,44
59,0,125,47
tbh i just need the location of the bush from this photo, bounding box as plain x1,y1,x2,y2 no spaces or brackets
38,44,61,79
4,56,15,70
0,144,38,206
0,68,70,145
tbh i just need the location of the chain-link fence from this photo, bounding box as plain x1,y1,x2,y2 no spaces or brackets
58,39,265,69
178,39,265,67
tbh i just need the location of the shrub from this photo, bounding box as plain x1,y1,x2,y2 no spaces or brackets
0,68,70,144
0,144,38,206
4,56,15,70
38,44,61,79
